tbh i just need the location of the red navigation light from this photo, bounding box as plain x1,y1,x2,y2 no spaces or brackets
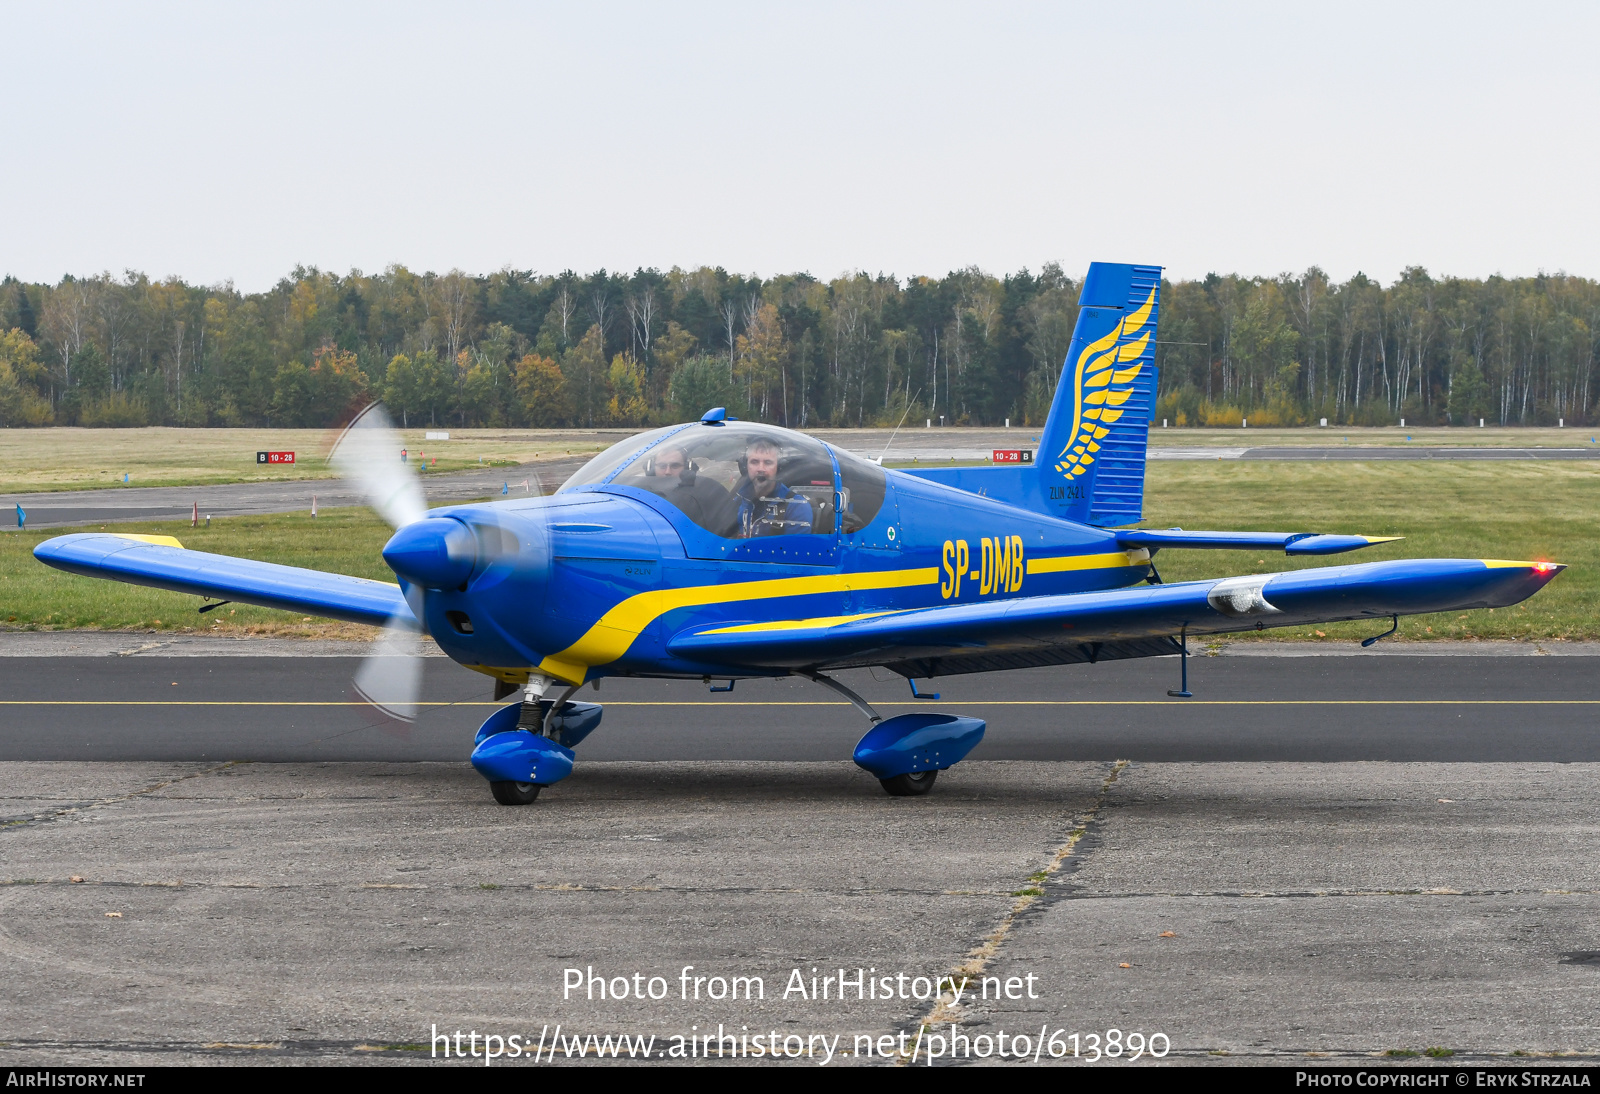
1533,561,1557,573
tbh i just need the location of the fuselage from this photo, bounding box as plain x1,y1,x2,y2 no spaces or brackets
397,420,1153,687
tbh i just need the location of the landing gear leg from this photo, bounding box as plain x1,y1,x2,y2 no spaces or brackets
805,671,883,723
486,675,559,807
811,672,977,798
537,684,583,737
515,674,569,739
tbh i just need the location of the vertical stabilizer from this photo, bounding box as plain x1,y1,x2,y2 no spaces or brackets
1037,262,1162,526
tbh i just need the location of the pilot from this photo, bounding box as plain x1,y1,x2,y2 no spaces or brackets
649,444,737,535
737,438,814,537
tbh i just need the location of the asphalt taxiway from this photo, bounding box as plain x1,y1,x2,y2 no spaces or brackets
0,460,592,530
0,636,1596,763
4,639,1599,1065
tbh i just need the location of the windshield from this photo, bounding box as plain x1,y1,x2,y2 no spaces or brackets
567,421,838,539
560,425,688,491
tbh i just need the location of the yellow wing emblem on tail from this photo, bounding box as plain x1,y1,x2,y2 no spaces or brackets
1054,287,1156,478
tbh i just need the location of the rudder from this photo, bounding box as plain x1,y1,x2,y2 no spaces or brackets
1038,262,1162,526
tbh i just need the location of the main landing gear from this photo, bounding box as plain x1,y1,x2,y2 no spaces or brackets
807,672,986,798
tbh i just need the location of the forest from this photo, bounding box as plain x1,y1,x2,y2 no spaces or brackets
0,263,1595,431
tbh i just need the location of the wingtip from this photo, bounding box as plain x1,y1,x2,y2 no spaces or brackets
1480,559,1565,574
110,533,185,549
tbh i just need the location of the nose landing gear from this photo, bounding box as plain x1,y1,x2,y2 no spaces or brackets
471,674,603,806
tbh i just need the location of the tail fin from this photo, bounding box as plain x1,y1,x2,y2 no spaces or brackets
1038,262,1162,526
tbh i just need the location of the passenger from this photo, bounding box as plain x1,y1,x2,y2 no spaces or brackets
652,446,689,481
737,438,814,537
648,444,738,536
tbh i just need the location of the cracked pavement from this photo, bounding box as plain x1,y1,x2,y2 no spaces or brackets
3,759,1598,1065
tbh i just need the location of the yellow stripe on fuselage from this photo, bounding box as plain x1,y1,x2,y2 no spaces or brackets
536,566,939,683
1026,550,1147,575
538,549,1152,683
697,611,902,636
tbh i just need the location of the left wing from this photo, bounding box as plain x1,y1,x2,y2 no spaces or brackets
34,533,412,628
667,557,1561,677
1117,529,1401,555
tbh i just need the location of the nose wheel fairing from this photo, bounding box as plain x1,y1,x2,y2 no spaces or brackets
470,699,604,799
471,730,575,787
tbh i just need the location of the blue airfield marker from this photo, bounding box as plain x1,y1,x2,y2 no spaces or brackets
502,482,509,495
15,505,24,529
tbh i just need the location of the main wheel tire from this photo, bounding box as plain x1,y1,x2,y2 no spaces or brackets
490,780,542,806
879,770,938,797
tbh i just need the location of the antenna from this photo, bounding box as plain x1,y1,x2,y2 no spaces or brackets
878,388,923,464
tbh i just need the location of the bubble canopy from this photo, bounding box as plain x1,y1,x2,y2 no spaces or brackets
561,421,886,538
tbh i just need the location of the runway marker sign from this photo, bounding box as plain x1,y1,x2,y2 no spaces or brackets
257,451,296,464
992,449,1033,463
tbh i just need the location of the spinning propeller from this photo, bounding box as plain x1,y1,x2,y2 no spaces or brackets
330,402,547,724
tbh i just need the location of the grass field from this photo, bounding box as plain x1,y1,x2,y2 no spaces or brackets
0,508,400,638
0,428,610,494
1143,461,1596,643
1146,425,1600,448
0,460,1593,642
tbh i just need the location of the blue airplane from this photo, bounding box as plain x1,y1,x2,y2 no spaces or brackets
34,262,1564,805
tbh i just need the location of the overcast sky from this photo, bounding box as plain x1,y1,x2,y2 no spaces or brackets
4,1,1595,290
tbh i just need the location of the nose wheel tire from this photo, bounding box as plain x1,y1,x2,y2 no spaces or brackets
490,781,542,806
879,770,938,797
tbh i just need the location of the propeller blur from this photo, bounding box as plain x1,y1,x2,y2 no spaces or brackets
33,262,1566,806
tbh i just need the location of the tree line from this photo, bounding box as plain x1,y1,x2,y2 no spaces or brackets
0,263,1594,430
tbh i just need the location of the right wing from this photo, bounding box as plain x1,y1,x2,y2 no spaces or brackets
667,557,1562,676
34,533,412,628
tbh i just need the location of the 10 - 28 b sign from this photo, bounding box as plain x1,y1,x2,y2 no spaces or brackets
256,451,295,464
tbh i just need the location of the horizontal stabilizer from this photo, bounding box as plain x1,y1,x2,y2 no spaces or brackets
1116,530,1402,555
33,533,411,628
